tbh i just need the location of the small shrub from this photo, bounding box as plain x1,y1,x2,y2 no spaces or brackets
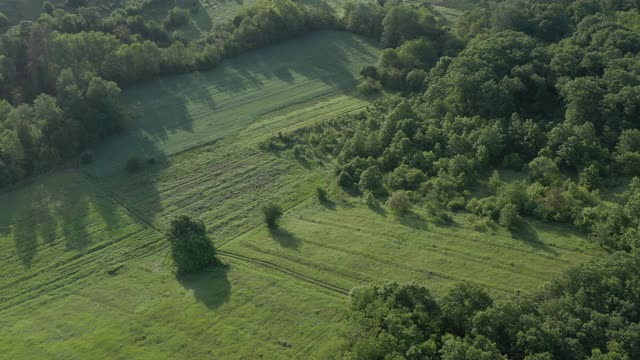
360,65,379,79
447,196,465,211
359,165,384,194
262,203,283,229
433,209,454,226
386,191,411,215
126,156,142,173
357,78,382,95
364,190,378,209
292,145,304,157
499,203,521,230
147,156,157,166
277,339,292,348
338,171,354,189
105,263,125,276
316,187,328,202
503,153,523,170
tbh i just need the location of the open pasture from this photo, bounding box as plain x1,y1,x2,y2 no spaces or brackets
84,31,379,176
221,192,603,298
0,242,346,359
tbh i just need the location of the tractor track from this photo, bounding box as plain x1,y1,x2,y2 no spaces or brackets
76,167,350,297
217,251,349,295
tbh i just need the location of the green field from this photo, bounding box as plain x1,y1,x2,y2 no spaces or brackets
0,30,604,358
85,31,379,176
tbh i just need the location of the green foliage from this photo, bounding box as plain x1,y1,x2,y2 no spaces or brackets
0,0,345,189
387,164,426,191
167,215,217,273
316,186,327,202
358,165,384,195
440,282,493,336
344,282,441,359
386,190,411,215
363,190,378,209
498,203,521,230
342,1,385,38
262,202,283,229
440,335,506,360
343,252,640,359
615,129,640,176
357,78,382,95
528,157,561,185
162,7,190,29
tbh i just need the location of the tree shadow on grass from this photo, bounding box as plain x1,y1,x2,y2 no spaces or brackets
510,220,559,256
367,203,386,217
5,172,124,268
269,227,301,250
294,155,312,169
177,264,231,309
320,198,337,210
398,210,428,230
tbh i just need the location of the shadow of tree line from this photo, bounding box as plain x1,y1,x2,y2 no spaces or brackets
1,171,122,269
2,31,378,310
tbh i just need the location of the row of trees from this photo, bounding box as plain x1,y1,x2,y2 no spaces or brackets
0,71,123,187
343,251,640,359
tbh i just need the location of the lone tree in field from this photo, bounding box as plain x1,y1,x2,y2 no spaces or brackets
262,203,283,229
167,215,217,273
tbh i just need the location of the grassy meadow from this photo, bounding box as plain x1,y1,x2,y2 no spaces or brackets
0,30,604,358
84,31,379,176
223,197,602,297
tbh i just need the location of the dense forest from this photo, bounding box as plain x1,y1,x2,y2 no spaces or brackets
260,0,640,357
267,0,640,253
342,251,640,359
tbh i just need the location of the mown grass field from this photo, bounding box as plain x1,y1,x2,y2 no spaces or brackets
85,31,379,176
0,30,604,358
0,31,374,359
223,196,601,297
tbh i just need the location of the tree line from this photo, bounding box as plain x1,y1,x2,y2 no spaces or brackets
342,251,640,359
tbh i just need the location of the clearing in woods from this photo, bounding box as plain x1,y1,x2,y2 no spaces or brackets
0,31,603,359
